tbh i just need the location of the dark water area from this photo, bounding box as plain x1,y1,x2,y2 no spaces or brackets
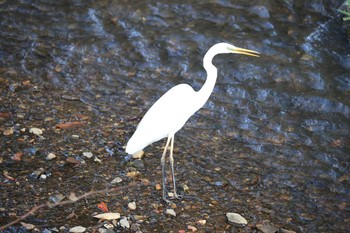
1,0,350,232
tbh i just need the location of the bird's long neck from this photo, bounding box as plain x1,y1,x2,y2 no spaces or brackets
196,49,218,110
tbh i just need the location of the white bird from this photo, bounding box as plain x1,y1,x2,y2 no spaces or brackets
125,42,259,203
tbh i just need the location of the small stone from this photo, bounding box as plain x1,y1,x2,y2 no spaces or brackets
119,218,130,228
3,127,14,136
44,117,54,122
131,150,144,159
165,209,176,217
126,171,140,177
82,152,93,158
103,223,114,229
133,215,147,221
155,184,161,190
196,219,206,225
128,202,136,210
188,225,197,232
72,135,80,139
133,159,145,169
69,226,86,232
29,127,43,136
30,168,45,179
46,153,57,160
182,184,189,192
226,213,247,227
256,221,278,233
50,193,65,203
111,177,123,184
40,174,47,179
94,157,102,163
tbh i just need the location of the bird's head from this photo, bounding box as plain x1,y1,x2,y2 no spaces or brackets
213,42,260,57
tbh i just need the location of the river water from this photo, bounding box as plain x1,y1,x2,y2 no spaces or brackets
0,0,349,232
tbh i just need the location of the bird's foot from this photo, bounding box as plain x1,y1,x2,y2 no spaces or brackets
163,197,175,205
173,192,183,200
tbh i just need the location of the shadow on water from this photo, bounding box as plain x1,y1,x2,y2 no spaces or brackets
0,0,349,232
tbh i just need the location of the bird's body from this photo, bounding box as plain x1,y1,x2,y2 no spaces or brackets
125,84,198,155
125,43,259,202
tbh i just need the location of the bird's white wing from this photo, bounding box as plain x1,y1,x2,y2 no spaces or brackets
125,84,198,154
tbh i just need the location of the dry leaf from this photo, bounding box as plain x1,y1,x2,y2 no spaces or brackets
55,121,85,129
20,222,35,230
94,212,120,220
0,112,11,118
97,202,109,212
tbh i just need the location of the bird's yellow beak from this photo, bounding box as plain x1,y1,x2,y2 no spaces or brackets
229,47,260,57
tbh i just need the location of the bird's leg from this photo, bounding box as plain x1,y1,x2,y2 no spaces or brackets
169,135,182,199
161,136,171,203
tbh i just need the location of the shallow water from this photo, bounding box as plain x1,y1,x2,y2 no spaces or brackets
0,0,349,232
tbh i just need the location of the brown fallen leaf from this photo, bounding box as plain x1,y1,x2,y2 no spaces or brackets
0,112,11,118
55,121,85,129
97,202,109,212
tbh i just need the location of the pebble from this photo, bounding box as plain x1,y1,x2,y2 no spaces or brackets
82,152,93,158
132,150,144,159
111,177,123,184
226,213,248,227
29,127,43,136
182,184,189,192
126,171,140,177
94,157,102,163
103,223,114,229
30,168,45,179
133,215,147,222
50,193,65,203
133,159,145,169
165,209,176,217
196,219,206,225
256,221,278,233
119,218,130,228
128,201,136,210
69,226,86,233
3,127,14,136
46,153,57,160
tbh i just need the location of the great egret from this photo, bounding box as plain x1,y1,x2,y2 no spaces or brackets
125,42,259,203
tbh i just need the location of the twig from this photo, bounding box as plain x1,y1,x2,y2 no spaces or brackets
0,182,140,231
